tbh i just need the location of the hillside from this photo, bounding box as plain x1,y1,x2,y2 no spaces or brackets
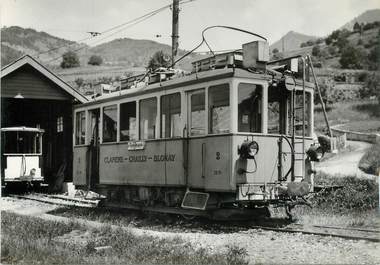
1,26,86,66
269,31,318,53
340,9,380,31
89,38,189,69
1,26,188,69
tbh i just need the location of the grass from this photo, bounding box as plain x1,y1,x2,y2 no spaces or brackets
359,142,380,175
1,211,249,265
292,173,379,228
314,99,380,133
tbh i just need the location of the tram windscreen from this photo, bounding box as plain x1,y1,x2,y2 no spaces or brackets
268,86,288,134
238,83,262,133
2,131,41,154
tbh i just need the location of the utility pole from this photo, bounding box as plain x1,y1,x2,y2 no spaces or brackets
171,0,179,67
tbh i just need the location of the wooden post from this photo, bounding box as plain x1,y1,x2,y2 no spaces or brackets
307,55,333,137
171,0,180,67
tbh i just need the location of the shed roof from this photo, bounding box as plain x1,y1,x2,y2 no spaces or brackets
1,55,88,103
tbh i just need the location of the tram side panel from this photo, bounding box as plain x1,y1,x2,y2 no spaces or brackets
98,140,185,186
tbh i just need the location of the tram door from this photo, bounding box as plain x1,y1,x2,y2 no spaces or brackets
186,89,206,188
87,109,100,190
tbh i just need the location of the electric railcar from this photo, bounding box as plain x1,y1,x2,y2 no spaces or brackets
73,40,322,219
1,127,44,188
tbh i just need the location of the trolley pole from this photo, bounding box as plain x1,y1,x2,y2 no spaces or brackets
171,0,179,67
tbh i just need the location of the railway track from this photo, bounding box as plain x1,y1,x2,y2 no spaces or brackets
252,223,380,243
7,193,100,208
4,193,380,243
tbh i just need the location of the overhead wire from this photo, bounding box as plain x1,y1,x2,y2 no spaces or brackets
44,10,163,64
37,0,195,61
170,25,267,68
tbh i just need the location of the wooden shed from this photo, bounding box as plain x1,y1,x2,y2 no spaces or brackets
1,55,88,185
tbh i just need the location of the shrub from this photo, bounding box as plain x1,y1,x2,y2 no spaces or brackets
74,77,84,88
359,142,380,175
147,50,171,71
312,174,378,213
339,45,364,69
368,44,380,70
359,73,380,98
88,55,103,66
60,51,80,68
312,45,321,57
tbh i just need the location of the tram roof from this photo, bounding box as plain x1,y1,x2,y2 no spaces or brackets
78,67,315,108
0,127,45,133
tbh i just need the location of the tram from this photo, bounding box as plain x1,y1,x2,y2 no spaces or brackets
72,38,323,219
1,127,44,189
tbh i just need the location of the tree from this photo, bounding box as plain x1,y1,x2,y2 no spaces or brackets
339,45,363,69
147,51,171,71
88,55,103,66
312,45,321,57
359,73,380,100
368,44,380,70
306,40,314,46
272,48,279,54
60,51,80,68
353,22,361,32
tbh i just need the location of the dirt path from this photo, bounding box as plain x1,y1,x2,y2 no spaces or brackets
315,140,375,177
1,197,379,264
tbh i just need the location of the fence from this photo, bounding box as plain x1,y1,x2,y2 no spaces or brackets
331,125,380,144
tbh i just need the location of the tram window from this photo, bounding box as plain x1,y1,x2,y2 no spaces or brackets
87,109,100,144
140,97,157,140
209,84,230,134
238,83,262,133
161,93,181,138
56,116,63,133
75,111,86,145
190,91,205,136
268,86,287,134
120,102,137,141
103,105,117,143
293,91,311,136
2,131,41,154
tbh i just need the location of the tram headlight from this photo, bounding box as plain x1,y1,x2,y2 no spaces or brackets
306,144,324,162
238,140,259,159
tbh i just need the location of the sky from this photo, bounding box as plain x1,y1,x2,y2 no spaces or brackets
1,0,379,51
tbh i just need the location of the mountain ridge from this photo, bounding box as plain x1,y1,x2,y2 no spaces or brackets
340,9,380,30
269,30,319,52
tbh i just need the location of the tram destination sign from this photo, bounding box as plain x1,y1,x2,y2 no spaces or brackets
127,141,146,150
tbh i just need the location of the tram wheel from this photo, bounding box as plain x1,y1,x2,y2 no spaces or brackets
181,214,196,221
